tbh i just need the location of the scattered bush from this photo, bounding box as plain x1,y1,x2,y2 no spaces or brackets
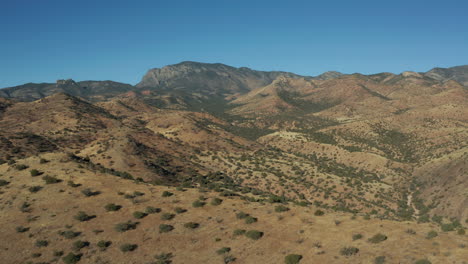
155,253,173,264
406,229,416,235
216,247,231,255
145,206,161,214
15,164,29,170
245,216,258,224
275,205,290,213
30,169,42,176
161,213,175,220
340,247,359,256
352,234,363,241
59,230,81,239
224,255,236,263
368,233,387,243
414,259,431,264
245,230,263,240
28,186,43,193
457,229,466,235
104,203,121,212
175,207,187,214
375,256,386,264
114,221,138,232
0,179,10,186
211,197,223,206
159,224,174,233
72,240,90,250
133,211,147,219
236,211,249,219
97,240,112,250
81,188,100,197
74,211,95,222
285,254,303,264
35,240,49,247
120,243,138,252
67,181,81,188
426,230,438,239
184,222,200,229
42,175,61,184
54,250,64,257
162,191,173,197
314,210,325,216
192,200,206,208
16,226,29,233
62,253,82,264
233,229,246,236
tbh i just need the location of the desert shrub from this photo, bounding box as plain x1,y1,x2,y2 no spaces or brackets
352,234,363,240
236,211,249,219
211,197,223,206
314,210,325,216
275,205,290,213
59,230,81,239
42,175,61,184
104,203,121,211
368,233,387,243
375,256,386,264
114,221,138,232
145,206,161,214
457,229,466,235
155,253,173,264
35,240,49,247
97,240,112,250
19,202,31,213
67,181,81,188
426,230,438,239
81,188,100,197
72,240,89,250
54,250,64,257
0,179,9,186
216,247,231,255
340,247,359,256
16,226,29,233
161,213,175,220
406,229,416,235
162,191,173,197
192,200,206,208
120,243,138,252
175,207,187,214
30,169,42,176
39,158,49,164
285,254,302,264
62,253,82,264
74,211,95,222
245,216,258,224
245,230,263,240
133,211,147,219
159,224,174,233
441,223,456,232
15,164,29,170
133,191,145,197
233,229,246,236
184,222,200,229
414,259,431,264
28,186,43,193
224,255,236,263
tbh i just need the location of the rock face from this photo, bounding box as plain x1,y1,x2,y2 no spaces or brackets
424,65,468,86
136,61,306,95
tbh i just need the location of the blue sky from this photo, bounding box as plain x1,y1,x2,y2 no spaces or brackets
1,0,467,87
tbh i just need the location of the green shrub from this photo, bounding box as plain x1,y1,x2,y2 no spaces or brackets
211,197,223,206
275,205,290,213
352,234,363,240
67,181,81,188
54,250,64,257
97,240,112,250
15,164,29,170
224,255,236,263
145,206,161,214
42,175,61,184
35,240,48,247
236,211,249,219
39,158,49,164
184,222,200,229
81,188,100,197
162,191,173,197
368,233,387,243
16,226,29,233
74,211,95,222
72,240,89,250
233,229,246,236
154,253,173,263
457,229,466,235
340,247,359,256
192,200,206,208
285,254,302,264
161,213,175,220
28,186,42,193
0,179,9,186
30,169,42,176
159,224,174,233
216,247,231,255
104,203,121,211
175,207,187,214
62,253,82,264
375,256,386,264
58,230,81,239
245,230,263,240
133,211,147,219
441,223,455,232
314,210,325,216
245,216,258,224
114,221,138,232
426,230,438,239
120,243,138,252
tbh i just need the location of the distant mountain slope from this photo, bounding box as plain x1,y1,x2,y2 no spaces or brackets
424,65,468,86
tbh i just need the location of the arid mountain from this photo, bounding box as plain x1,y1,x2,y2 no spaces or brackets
424,65,468,86
0,62,467,264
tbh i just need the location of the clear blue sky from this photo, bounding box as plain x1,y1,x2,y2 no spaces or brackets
1,0,467,87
